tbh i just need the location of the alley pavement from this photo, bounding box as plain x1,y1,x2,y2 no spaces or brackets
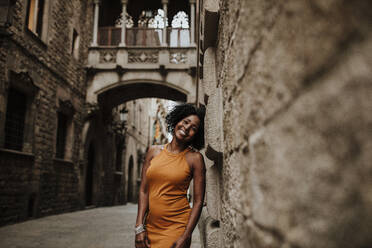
0,203,201,248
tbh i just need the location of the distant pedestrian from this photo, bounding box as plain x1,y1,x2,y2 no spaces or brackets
135,103,206,248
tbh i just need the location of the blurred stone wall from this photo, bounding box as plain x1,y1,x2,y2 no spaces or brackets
200,0,372,247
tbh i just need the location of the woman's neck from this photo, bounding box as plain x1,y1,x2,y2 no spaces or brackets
168,138,188,153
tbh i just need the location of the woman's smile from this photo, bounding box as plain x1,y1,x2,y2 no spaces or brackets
177,127,189,139
174,115,200,142
179,129,187,136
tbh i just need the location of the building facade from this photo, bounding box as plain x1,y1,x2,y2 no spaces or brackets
0,0,197,226
0,0,93,225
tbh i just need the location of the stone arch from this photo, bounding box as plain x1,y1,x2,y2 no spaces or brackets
83,71,195,206
168,0,190,20
97,80,189,110
171,11,189,28
85,143,95,206
79,117,104,207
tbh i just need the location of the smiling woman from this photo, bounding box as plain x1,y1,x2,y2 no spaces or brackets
135,103,206,248
165,104,205,150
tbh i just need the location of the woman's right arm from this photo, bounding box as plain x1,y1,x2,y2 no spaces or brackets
135,146,158,248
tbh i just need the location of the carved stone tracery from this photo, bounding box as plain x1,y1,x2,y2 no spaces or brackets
99,50,117,63
170,52,187,64
128,50,159,63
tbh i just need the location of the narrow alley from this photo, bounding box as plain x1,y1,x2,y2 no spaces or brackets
1,0,371,247
0,203,201,248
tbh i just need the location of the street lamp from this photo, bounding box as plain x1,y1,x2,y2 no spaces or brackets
119,107,128,122
115,106,128,135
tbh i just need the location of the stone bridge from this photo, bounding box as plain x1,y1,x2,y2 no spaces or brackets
86,46,197,108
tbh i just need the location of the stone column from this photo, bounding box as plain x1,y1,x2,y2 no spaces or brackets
119,0,127,47
92,0,100,46
162,0,168,46
190,0,196,46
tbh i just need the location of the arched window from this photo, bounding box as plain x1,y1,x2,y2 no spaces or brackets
148,9,168,29
171,11,189,28
170,11,190,47
115,13,134,28
136,9,168,28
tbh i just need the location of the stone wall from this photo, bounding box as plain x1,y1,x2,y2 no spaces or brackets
0,0,93,225
0,150,35,224
201,0,372,247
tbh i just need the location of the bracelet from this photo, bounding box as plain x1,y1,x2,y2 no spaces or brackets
135,224,146,235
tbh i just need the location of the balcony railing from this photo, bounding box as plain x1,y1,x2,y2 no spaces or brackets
98,27,121,46
126,27,162,46
98,27,191,47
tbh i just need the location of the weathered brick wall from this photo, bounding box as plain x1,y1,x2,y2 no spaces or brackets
39,160,80,215
0,150,34,225
0,0,93,225
202,0,372,247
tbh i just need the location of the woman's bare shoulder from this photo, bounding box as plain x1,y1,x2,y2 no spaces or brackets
185,148,205,169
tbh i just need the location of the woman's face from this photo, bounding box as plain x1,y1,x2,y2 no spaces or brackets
174,114,201,143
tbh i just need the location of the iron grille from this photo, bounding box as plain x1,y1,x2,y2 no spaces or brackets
4,88,27,151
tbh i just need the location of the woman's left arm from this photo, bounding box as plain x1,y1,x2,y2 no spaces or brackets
172,152,206,248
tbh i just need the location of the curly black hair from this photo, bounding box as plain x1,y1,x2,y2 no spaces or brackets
165,103,205,150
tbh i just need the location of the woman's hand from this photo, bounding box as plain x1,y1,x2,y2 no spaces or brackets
135,231,151,248
170,235,191,248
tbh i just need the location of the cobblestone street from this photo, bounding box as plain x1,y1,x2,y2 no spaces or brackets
0,204,201,248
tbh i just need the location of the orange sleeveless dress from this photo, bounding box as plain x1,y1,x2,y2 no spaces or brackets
145,144,192,248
